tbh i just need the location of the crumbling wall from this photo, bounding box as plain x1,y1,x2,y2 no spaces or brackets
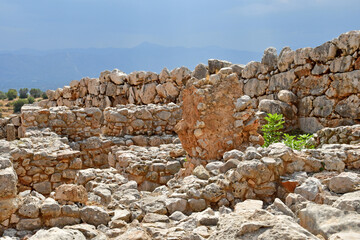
18,30,360,136
103,103,181,137
314,124,360,147
42,67,192,108
175,72,263,162
20,104,182,141
109,143,186,192
20,105,102,141
0,115,21,141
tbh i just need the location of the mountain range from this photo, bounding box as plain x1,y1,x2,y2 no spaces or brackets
0,43,262,91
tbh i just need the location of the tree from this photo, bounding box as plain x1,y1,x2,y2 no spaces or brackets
30,88,42,98
27,96,35,104
42,92,48,99
13,99,27,113
19,88,29,99
0,91,6,100
6,89,18,100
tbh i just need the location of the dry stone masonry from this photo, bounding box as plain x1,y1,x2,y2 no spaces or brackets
1,30,360,239
43,66,191,108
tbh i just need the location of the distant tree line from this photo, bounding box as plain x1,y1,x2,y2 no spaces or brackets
0,88,48,113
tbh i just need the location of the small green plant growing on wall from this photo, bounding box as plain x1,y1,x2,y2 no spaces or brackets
261,113,285,147
283,133,315,150
261,113,315,150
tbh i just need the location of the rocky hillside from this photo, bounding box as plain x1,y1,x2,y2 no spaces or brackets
0,30,360,239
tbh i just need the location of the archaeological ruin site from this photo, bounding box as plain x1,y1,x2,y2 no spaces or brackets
1,30,360,239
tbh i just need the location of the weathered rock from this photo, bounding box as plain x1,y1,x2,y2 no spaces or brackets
258,99,295,119
299,117,324,133
15,219,41,231
328,172,360,194
269,70,295,91
208,59,232,75
5,124,16,141
18,196,41,218
110,70,127,85
54,184,87,204
116,228,152,240
0,198,19,222
278,47,294,72
193,165,210,180
277,90,297,104
192,63,208,79
165,198,187,214
140,83,157,104
40,198,61,218
210,205,318,239
310,41,337,62
332,190,360,213
267,198,296,219
0,167,17,198
312,96,335,118
333,30,360,55
112,209,131,222
326,71,360,98
175,74,262,160
330,55,352,73
244,78,267,97
335,94,360,118
261,47,277,71
299,203,360,239
29,227,86,240
294,177,323,201
294,47,312,65
80,206,110,227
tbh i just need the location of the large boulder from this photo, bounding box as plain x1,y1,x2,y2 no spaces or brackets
332,190,360,213
29,227,86,240
209,204,318,239
299,203,360,239
328,172,360,194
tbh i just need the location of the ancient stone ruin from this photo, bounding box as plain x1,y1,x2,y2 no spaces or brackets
0,30,360,239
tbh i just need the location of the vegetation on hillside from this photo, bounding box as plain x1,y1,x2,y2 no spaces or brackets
0,88,48,117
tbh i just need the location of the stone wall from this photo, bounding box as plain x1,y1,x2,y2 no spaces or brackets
36,30,360,134
20,104,181,141
314,124,360,147
0,115,21,141
109,143,186,192
42,67,192,109
20,105,102,141
175,74,263,162
168,141,360,206
103,103,181,137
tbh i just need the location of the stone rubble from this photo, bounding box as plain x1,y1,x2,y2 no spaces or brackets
0,30,360,239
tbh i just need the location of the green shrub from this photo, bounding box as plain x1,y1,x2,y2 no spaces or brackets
0,91,6,100
42,92,48,99
13,99,28,113
19,88,29,99
30,88,42,98
261,113,314,150
261,113,285,148
6,89,18,100
283,133,315,150
27,96,35,104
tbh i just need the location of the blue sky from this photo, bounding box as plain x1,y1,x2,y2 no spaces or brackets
0,0,359,52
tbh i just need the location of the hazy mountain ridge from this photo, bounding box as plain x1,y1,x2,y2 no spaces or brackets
0,43,261,91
